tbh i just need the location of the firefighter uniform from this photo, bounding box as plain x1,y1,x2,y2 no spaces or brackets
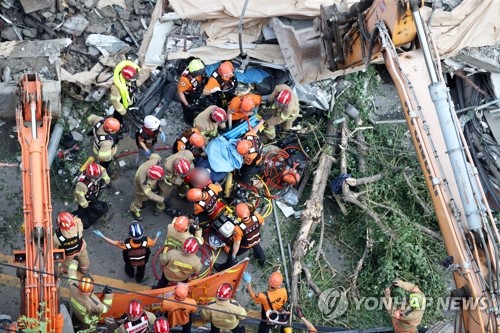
178,67,208,124
237,129,264,183
201,299,247,333
116,236,156,282
74,165,110,229
53,216,90,274
129,155,165,215
191,183,222,216
172,128,206,157
385,281,425,333
68,261,113,330
135,126,160,164
87,114,119,169
159,150,195,203
161,295,198,331
109,61,141,125
252,287,289,333
193,105,226,138
164,221,202,251
227,94,262,122
263,85,300,140
115,311,156,333
155,249,202,288
203,69,238,108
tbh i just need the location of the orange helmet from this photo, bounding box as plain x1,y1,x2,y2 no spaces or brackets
189,132,205,148
148,165,165,180
235,203,250,220
186,188,203,202
240,96,256,113
174,282,189,300
216,283,233,301
182,237,199,255
237,140,252,155
78,275,94,294
174,158,191,176
282,170,300,186
57,212,75,231
153,317,170,333
210,107,227,123
173,216,189,232
122,66,138,81
269,271,283,288
86,162,102,179
103,117,120,133
276,90,292,105
218,61,234,79
187,167,211,189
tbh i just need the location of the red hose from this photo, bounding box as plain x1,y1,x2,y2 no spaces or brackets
115,145,172,159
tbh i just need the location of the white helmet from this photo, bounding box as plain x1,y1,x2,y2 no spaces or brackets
144,115,161,130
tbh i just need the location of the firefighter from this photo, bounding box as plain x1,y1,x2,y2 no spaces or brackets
214,203,265,271
87,114,121,170
110,60,141,127
74,162,110,229
68,259,113,331
227,93,262,128
203,61,238,108
160,283,198,332
135,115,167,165
164,215,203,252
186,182,223,218
53,212,89,274
159,151,195,208
236,119,265,183
153,317,171,333
384,279,425,333
178,58,209,124
172,127,206,157
201,283,247,333
193,105,227,139
94,221,160,283
262,84,300,141
243,271,290,333
129,155,167,221
153,237,202,289
115,300,156,333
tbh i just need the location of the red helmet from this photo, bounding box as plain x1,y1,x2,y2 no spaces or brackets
182,237,199,255
187,167,211,189
189,132,205,148
128,300,143,320
173,158,191,176
154,317,170,333
216,283,233,301
282,170,300,186
269,271,283,288
78,275,94,294
103,117,120,133
210,107,227,123
122,66,138,81
276,90,292,105
218,61,234,78
237,140,252,155
57,212,75,231
173,216,189,232
240,96,256,113
186,188,203,202
86,163,102,179
148,165,165,180
174,283,189,300
235,203,250,220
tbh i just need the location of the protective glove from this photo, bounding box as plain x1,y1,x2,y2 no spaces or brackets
103,285,113,294
93,230,104,238
163,197,169,204
160,132,167,143
242,271,251,283
106,182,112,189
156,231,162,238
294,306,304,319
145,150,151,158
262,112,273,121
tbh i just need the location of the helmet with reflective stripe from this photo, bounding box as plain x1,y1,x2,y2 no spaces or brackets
122,66,138,81
235,203,250,220
78,275,94,294
57,212,75,230
103,117,120,133
269,271,283,288
210,107,227,123
216,283,233,301
174,282,189,300
189,132,205,148
173,216,189,232
86,163,102,179
144,115,161,130
187,188,203,202
240,96,256,113
237,140,252,155
186,167,211,189
148,165,165,180
188,59,205,76
154,317,170,333
182,237,199,254
128,300,143,320
276,90,292,105
129,221,144,240
174,158,191,176
282,170,300,186
218,61,234,78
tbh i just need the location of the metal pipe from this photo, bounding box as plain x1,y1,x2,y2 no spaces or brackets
272,199,290,291
238,0,250,58
412,8,438,83
47,121,64,167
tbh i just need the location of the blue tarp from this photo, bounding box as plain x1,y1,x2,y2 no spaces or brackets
205,135,243,173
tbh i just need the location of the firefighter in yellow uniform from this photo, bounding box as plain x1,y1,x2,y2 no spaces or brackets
129,154,166,221
164,215,203,252
68,260,113,331
53,212,90,274
159,150,194,206
87,114,121,170
384,279,425,333
193,105,227,139
109,60,141,127
263,85,300,141
201,283,247,333
115,300,156,333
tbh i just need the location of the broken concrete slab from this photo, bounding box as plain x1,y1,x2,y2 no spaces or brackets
61,15,89,36
18,0,51,14
0,39,71,58
85,34,128,56
143,20,174,67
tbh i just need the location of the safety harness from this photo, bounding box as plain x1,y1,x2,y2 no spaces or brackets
56,229,83,256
